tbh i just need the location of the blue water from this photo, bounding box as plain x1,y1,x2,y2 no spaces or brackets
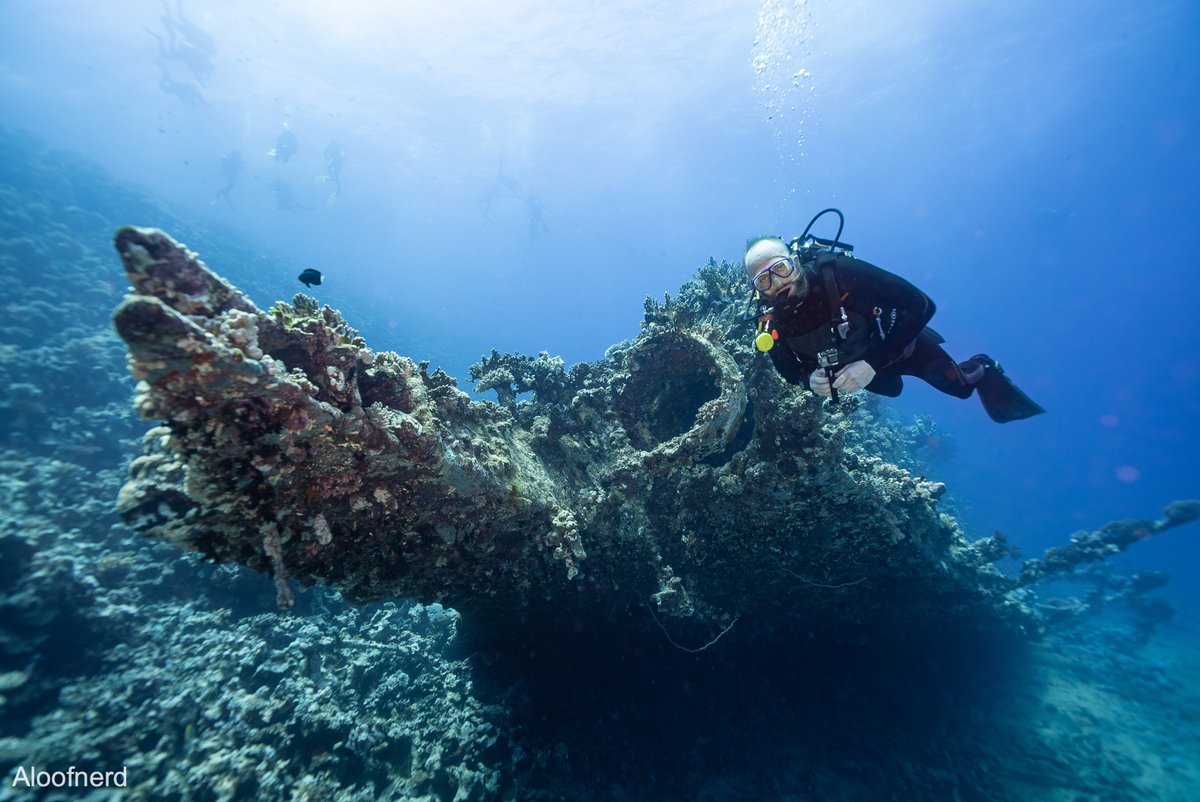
3,0,1196,589
1,0,1198,789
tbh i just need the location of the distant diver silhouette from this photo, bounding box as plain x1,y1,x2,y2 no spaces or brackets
154,61,206,106
212,150,246,209
526,195,549,244
160,0,216,61
270,178,309,212
146,2,214,88
317,141,345,200
268,123,298,164
476,170,522,222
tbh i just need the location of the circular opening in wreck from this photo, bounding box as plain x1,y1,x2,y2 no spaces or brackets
617,333,722,451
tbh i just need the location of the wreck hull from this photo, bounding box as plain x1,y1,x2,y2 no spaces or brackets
112,227,1188,639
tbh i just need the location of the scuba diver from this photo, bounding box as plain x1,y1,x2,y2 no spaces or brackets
268,123,298,163
146,11,214,88
476,169,522,222
270,178,308,212
745,208,1044,423
213,150,246,208
318,141,345,199
526,194,549,244
155,61,206,106
159,0,216,65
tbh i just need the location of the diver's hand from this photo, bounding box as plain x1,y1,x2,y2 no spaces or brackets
809,369,833,398
832,360,875,394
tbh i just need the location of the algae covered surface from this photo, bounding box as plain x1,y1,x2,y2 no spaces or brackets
1,130,1199,801
108,223,1197,644
111,225,1019,633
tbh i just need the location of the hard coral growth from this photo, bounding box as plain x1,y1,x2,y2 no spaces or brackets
111,228,1199,640
469,349,569,408
1017,503,1200,586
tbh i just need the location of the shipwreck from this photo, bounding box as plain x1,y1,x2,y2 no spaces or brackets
110,227,1197,645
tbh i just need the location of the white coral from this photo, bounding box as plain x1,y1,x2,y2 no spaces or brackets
217,309,264,359
312,513,333,545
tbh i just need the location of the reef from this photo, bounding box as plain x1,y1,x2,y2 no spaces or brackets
111,229,1198,644
9,131,1200,802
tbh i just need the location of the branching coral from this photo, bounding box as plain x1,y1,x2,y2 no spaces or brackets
1017,503,1199,586
469,349,569,407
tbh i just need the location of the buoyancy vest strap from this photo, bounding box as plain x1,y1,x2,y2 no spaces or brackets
818,260,848,339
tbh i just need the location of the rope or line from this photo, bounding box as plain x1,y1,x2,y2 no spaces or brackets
648,604,741,654
341,637,420,654
782,567,867,589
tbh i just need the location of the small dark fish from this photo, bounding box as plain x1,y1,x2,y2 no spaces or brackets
298,268,323,287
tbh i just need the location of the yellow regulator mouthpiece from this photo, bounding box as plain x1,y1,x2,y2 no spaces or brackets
755,330,775,352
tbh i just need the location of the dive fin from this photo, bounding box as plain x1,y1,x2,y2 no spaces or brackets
975,362,1045,423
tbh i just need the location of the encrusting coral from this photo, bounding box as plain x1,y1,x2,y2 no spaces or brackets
110,227,1198,642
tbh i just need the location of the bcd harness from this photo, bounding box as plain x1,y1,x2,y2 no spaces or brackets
760,254,902,404
765,257,898,358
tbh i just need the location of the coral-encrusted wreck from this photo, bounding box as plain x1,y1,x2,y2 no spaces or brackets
111,227,1198,640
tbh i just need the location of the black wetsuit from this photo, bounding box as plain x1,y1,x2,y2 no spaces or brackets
767,252,974,399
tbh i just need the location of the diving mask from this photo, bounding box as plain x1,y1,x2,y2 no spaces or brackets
751,257,796,294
